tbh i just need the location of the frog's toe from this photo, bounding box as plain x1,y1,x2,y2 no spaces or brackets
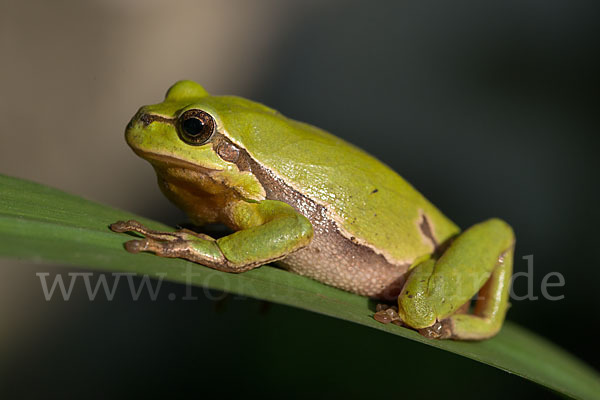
124,238,149,253
124,236,193,259
373,304,404,326
110,220,156,235
109,220,134,233
111,219,196,242
418,319,453,339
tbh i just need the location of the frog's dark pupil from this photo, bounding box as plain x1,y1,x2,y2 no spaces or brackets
183,117,204,136
178,110,215,145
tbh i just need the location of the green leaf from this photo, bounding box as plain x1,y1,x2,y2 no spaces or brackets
0,173,598,399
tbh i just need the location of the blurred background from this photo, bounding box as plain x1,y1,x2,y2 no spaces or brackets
1,0,599,398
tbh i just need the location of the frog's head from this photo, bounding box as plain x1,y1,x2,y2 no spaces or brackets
125,80,276,219
126,81,224,173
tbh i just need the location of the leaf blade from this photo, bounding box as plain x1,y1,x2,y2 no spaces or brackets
1,173,599,399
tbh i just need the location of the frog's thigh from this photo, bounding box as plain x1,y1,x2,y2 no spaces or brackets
398,219,515,340
111,200,313,273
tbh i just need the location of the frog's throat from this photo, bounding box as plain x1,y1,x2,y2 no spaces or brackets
150,160,261,227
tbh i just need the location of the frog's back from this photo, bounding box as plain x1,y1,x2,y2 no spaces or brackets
215,96,459,267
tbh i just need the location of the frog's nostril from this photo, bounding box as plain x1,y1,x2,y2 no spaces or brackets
139,113,154,127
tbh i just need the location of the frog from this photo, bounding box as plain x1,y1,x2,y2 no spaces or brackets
111,80,515,340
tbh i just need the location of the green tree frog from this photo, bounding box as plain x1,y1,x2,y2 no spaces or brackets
111,81,515,340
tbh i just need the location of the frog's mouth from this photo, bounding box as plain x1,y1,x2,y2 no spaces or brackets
131,148,222,174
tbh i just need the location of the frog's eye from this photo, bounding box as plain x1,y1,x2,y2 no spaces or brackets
177,109,215,146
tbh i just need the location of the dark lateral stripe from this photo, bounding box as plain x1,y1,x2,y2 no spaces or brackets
139,113,175,127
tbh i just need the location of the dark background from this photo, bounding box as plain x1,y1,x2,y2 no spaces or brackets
1,1,598,398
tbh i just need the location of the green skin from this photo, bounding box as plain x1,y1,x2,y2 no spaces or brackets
111,80,515,340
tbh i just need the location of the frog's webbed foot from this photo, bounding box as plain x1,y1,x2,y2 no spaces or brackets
110,220,200,254
373,304,453,339
110,219,228,268
373,304,461,339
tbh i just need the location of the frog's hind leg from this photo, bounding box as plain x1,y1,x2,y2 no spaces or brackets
381,218,514,340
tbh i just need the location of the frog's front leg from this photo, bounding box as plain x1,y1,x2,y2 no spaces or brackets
375,218,514,340
110,200,314,273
